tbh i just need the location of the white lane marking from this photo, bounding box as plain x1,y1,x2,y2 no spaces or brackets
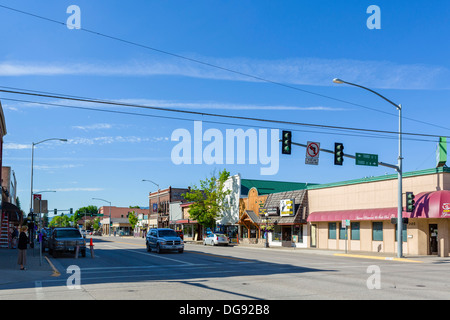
35,281,44,300
102,244,194,265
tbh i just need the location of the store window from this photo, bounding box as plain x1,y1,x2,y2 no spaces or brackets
183,224,193,238
395,223,407,242
351,222,360,240
372,222,383,241
339,223,347,239
273,225,282,242
328,222,337,239
293,225,303,243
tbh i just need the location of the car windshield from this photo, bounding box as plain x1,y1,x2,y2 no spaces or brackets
158,230,177,237
55,230,81,238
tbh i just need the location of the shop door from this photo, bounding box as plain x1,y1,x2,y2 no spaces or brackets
311,224,317,248
429,224,438,255
281,226,292,247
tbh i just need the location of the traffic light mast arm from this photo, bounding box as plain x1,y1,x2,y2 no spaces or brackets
281,140,399,170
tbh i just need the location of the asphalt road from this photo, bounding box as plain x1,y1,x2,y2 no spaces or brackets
1,236,450,301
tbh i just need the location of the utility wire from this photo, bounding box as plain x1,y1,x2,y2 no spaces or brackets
0,4,448,132
0,87,447,141
1,96,439,144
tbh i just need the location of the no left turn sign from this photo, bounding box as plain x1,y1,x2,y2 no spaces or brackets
305,141,320,165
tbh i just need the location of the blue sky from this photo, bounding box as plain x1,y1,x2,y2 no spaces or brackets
0,0,449,215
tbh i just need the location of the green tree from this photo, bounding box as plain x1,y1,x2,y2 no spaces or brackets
183,169,231,229
92,217,101,231
74,205,98,225
128,211,138,230
49,215,71,227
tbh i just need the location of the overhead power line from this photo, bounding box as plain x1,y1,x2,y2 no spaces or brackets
0,4,448,132
0,86,448,141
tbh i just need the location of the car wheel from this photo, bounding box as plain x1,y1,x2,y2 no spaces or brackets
81,250,86,257
146,242,151,252
178,248,184,253
156,244,161,254
52,250,59,258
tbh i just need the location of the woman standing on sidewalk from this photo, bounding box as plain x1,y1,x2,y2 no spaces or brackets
17,226,28,270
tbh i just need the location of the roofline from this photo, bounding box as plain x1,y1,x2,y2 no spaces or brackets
307,167,450,190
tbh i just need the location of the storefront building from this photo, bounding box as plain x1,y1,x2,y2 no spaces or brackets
148,186,190,228
238,186,309,247
307,167,450,257
225,174,311,243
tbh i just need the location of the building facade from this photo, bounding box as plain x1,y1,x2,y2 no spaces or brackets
148,187,190,228
307,167,450,257
99,206,149,236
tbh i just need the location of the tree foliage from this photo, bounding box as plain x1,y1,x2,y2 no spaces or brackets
74,205,98,222
128,211,138,229
183,169,231,229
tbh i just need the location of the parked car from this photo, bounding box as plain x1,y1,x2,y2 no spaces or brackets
48,227,86,258
146,228,184,253
203,233,229,246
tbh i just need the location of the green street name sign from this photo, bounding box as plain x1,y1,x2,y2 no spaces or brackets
356,153,379,167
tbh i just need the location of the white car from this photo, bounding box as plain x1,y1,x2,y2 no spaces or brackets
203,233,229,246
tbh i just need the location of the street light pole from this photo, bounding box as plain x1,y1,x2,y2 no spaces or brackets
29,138,67,263
142,180,160,228
333,78,403,258
92,198,111,236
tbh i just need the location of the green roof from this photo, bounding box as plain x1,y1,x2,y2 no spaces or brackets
240,179,313,196
306,167,450,190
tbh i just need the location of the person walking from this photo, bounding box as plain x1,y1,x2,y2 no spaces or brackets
11,227,18,249
17,226,28,270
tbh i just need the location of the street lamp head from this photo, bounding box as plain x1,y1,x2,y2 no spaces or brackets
333,78,344,84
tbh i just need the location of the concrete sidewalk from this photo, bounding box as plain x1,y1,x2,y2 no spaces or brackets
0,245,56,286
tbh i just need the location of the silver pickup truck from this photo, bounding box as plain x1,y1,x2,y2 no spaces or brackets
146,228,184,253
48,227,86,258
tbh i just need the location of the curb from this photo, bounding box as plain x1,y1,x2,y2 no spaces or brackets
44,256,61,277
333,253,424,263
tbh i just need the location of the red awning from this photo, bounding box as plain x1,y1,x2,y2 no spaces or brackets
412,190,450,219
308,190,450,222
171,219,198,224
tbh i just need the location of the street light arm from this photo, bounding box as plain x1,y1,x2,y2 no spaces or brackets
92,198,111,205
33,138,68,146
142,179,160,189
333,78,400,110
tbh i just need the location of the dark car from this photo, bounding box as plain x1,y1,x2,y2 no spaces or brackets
146,228,184,253
48,227,86,258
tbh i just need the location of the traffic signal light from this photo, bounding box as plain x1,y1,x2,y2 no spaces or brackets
406,192,415,212
70,208,73,215
54,208,57,215
281,131,292,155
334,143,344,165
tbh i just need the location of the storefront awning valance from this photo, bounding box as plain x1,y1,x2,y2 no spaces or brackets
308,190,450,222
1,201,22,222
308,207,398,222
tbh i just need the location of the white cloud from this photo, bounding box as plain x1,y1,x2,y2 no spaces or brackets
3,143,30,150
0,57,448,90
67,136,168,145
72,123,113,131
34,164,82,170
